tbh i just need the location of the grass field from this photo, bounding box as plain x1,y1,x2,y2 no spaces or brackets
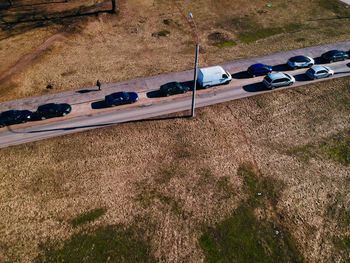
0,76,349,262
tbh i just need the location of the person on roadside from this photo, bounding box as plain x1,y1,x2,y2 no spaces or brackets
96,80,101,91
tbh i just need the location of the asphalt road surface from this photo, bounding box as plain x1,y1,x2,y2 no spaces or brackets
0,41,349,148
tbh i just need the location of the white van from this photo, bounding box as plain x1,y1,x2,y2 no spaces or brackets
197,66,232,88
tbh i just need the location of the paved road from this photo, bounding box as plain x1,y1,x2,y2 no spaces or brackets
340,0,350,5
0,41,349,148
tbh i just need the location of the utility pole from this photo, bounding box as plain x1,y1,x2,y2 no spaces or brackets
188,12,199,118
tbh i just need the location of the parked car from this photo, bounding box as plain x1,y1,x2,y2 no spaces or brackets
160,82,190,96
287,55,314,69
0,110,33,127
105,91,138,107
306,65,334,80
321,50,349,63
263,72,295,89
197,66,232,88
33,103,72,120
247,63,273,77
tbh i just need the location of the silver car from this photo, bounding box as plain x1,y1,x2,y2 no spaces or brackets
263,72,296,89
287,55,314,69
306,65,334,80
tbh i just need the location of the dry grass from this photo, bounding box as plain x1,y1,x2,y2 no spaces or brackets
0,0,350,101
0,76,349,262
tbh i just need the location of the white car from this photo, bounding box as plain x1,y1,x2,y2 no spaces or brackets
287,55,314,69
306,65,334,80
263,72,296,90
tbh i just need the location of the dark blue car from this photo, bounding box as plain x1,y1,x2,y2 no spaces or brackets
247,63,273,77
105,91,139,107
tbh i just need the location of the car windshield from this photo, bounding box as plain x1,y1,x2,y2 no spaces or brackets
290,56,308,62
308,68,315,74
264,76,272,82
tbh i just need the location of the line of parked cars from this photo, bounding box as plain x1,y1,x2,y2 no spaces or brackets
248,49,348,89
0,49,349,128
0,103,71,128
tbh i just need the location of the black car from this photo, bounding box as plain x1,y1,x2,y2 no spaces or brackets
160,82,190,96
33,103,72,120
0,110,33,127
105,91,139,107
321,50,349,63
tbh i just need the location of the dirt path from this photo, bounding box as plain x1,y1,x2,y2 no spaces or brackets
0,32,67,83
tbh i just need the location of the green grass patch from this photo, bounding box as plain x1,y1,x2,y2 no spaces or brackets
333,236,350,261
199,205,303,263
238,23,301,44
199,163,301,263
318,0,350,17
70,208,106,227
319,135,350,166
214,40,237,48
287,130,350,166
237,163,282,207
35,225,155,263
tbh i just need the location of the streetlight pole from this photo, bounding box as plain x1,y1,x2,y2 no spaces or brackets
188,12,199,118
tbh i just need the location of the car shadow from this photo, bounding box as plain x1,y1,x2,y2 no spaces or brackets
314,56,326,64
91,100,109,109
231,71,251,79
242,82,267,92
334,70,350,74
346,63,350,68
294,74,311,82
272,63,292,72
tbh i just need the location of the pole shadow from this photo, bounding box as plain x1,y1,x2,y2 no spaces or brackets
242,82,267,92
17,115,190,134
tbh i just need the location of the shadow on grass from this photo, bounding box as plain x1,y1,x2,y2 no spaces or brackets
35,225,156,263
199,163,303,263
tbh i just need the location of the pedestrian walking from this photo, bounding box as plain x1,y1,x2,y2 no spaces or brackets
96,80,101,91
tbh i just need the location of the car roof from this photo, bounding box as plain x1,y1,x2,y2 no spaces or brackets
199,66,226,75
38,103,56,109
250,63,268,68
290,55,308,59
267,72,288,80
311,65,328,71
